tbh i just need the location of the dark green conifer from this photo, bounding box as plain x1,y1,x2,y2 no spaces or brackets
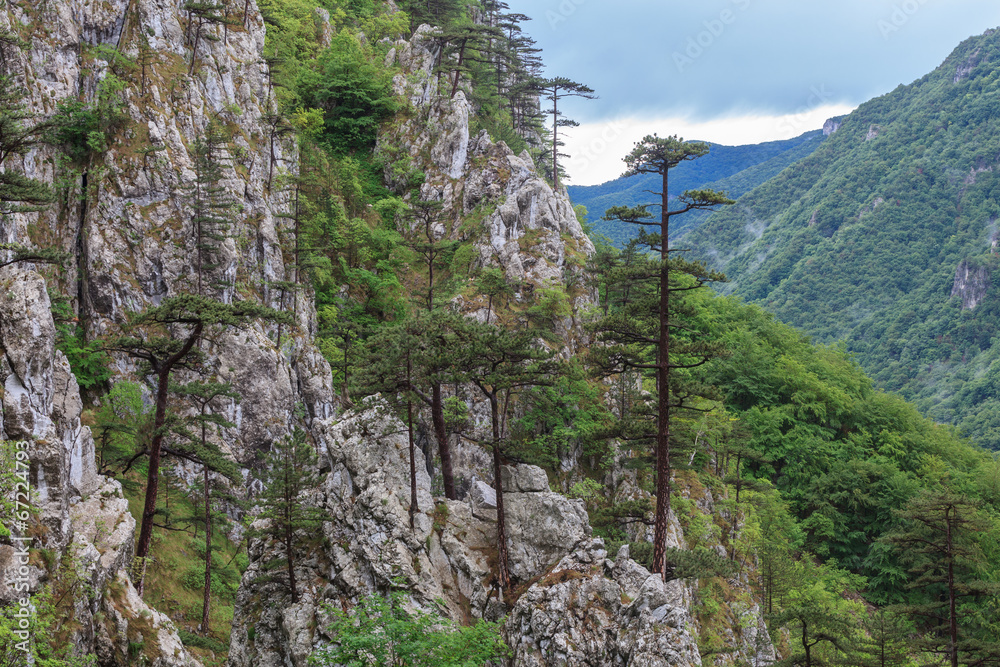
252,428,326,604
536,77,596,189
596,135,732,581
882,489,1000,667
105,294,291,596
170,379,241,634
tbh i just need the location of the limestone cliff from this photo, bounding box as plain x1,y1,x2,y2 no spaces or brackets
381,25,595,352
951,259,991,310
0,270,200,666
0,0,331,661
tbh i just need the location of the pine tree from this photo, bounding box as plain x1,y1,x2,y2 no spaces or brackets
439,20,503,99
105,294,291,596
858,608,913,667
597,135,732,580
882,489,1000,667
253,428,326,604
189,121,233,297
402,199,462,500
184,0,237,75
135,31,157,97
451,320,557,589
536,77,596,189
0,75,55,216
353,310,464,504
770,561,867,667
170,380,241,634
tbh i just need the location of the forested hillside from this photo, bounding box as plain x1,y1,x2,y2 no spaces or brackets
686,28,1000,450
569,130,825,245
0,0,998,666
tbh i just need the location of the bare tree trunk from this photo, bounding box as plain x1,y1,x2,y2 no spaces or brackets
136,324,202,597
490,393,509,589
407,352,418,528
201,463,212,633
652,167,671,580
432,383,456,500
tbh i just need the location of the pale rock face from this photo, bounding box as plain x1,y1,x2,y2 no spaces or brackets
506,542,702,667
0,271,200,665
0,271,99,540
0,0,328,661
228,398,594,667
952,259,991,310
2,0,334,463
96,571,203,667
381,23,595,309
378,21,597,492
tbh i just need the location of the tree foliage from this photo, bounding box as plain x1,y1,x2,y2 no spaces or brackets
311,589,509,667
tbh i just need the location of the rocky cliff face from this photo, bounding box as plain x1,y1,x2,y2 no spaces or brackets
381,25,595,349
229,398,594,667
1,4,776,666
227,21,772,667
4,0,334,463
0,270,200,666
229,396,776,667
951,259,991,310
0,0,331,661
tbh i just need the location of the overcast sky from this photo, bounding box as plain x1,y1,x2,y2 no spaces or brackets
503,0,1000,185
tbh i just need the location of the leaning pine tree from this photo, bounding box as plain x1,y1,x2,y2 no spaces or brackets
106,295,290,596
595,135,732,580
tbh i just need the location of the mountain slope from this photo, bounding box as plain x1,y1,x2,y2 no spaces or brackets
568,130,826,245
685,27,1000,448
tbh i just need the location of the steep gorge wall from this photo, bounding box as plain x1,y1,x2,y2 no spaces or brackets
229,21,775,667
0,0,331,662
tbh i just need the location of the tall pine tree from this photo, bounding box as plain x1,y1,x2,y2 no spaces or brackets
597,135,732,580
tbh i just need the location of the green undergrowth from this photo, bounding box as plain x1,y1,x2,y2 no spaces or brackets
122,476,246,666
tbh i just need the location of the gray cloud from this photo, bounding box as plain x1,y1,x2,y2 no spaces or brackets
506,0,1000,123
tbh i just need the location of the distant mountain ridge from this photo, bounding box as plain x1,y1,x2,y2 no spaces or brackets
683,27,1000,448
568,130,826,246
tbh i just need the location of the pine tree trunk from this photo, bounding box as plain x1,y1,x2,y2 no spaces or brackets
136,369,170,596
201,464,212,633
652,168,672,579
135,323,202,597
552,91,559,190
407,352,418,528
947,506,958,667
432,382,456,500
285,467,298,603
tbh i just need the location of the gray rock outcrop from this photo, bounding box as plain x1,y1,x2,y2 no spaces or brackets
381,24,595,348
952,259,991,310
0,0,331,659
228,397,593,667
506,542,702,667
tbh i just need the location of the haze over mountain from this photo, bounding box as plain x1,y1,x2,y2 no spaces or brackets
684,27,1000,449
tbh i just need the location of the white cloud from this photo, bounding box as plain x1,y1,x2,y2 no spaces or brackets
560,103,857,186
